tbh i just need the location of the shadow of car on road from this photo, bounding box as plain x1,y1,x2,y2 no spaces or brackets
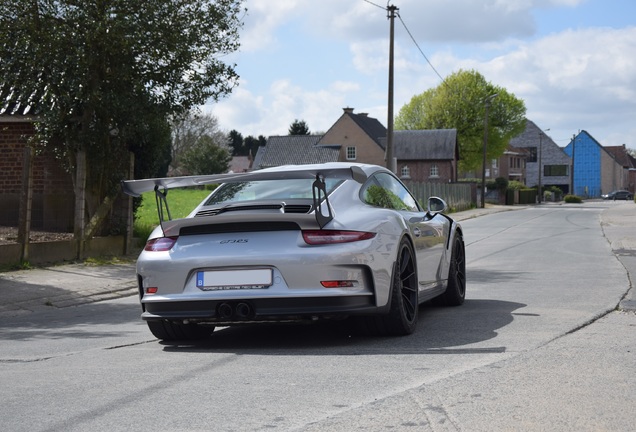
158,298,527,356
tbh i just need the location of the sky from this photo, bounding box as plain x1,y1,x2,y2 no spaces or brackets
203,0,636,150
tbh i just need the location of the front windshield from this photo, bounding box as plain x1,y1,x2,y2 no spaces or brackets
205,178,343,205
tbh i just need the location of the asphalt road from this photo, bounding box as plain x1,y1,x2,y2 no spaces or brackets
0,202,634,431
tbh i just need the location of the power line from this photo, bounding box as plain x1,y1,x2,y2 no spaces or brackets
361,0,386,11
396,12,447,86
361,1,448,87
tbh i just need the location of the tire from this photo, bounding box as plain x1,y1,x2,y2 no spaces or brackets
366,238,419,336
147,320,215,341
436,232,466,306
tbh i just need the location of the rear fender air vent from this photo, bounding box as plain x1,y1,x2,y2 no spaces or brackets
180,221,301,236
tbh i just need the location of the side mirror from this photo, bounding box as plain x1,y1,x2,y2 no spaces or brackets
427,196,447,213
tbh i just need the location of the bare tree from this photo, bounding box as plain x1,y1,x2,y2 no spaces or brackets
170,110,228,176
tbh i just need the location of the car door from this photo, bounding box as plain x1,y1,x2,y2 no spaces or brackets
364,173,447,287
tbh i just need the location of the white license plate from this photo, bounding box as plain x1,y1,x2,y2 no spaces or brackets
196,269,272,290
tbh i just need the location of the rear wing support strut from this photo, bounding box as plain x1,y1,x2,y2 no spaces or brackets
154,186,172,222
312,174,333,229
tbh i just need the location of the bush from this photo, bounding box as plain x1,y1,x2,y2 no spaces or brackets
507,180,527,191
564,194,583,203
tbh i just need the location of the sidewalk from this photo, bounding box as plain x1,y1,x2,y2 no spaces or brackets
0,202,634,318
0,261,137,317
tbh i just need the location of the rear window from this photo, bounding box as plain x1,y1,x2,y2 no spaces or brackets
204,179,343,205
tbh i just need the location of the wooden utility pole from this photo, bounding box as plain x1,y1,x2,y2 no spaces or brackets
385,4,398,173
481,94,498,209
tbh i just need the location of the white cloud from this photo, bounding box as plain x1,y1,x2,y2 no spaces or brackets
239,0,304,52
206,77,363,137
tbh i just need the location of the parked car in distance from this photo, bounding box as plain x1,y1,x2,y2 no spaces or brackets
601,190,634,200
121,163,466,341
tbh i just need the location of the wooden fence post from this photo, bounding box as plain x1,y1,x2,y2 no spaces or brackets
17,147,34,263
125,152,135,255
74,150,87,260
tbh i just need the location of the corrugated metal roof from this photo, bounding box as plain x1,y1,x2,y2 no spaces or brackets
0,84,42,117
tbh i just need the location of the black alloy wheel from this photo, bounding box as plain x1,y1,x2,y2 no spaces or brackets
436,232,466,306
365,238,419,336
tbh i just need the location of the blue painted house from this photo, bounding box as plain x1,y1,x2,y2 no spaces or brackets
563,131,625,197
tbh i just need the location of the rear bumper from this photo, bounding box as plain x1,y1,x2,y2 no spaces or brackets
141,295,386,324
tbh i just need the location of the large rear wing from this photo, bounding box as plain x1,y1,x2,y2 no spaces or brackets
121,165,367,197
121,165,369,229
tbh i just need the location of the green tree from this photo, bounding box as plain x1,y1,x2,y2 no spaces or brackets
0,0,244,240
395,69,526,172
243,135,266,157
181,135,231,175
170,110,226,175
288,119,310,135
228,129,245,156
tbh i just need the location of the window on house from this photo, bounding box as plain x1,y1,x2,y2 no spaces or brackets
523,147,538,163
346,146,356,160
544,165,569,176
400,165,410,179
430,164,439,178
492,159,498,168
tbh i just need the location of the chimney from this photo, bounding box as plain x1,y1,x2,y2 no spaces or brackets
343,107,354,114
359,113,368,117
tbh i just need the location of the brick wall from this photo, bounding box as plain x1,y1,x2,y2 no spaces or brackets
1,120,75,230
397,160,454,183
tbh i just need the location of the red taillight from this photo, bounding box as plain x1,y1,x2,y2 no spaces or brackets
321,281,356,288
302,230,376,245
144,236,178,251
146,287,158,294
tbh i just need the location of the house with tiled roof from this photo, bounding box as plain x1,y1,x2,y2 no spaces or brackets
253,135,340,169
604,145,636,194
254,108,459,183
227,155,253,173
318,107,387,167
508,119,572,193
384,129,458,183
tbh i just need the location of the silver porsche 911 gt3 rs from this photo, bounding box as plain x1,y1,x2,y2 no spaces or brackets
122,162,465,341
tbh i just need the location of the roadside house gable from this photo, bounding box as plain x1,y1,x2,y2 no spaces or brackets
564,130,626,196
318,108,387,166
605,145,636,169
509,119,571,190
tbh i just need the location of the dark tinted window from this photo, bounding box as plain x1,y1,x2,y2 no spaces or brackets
205,179,342,205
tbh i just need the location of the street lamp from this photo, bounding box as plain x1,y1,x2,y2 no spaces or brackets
537,128,550,204
481,93,498,209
